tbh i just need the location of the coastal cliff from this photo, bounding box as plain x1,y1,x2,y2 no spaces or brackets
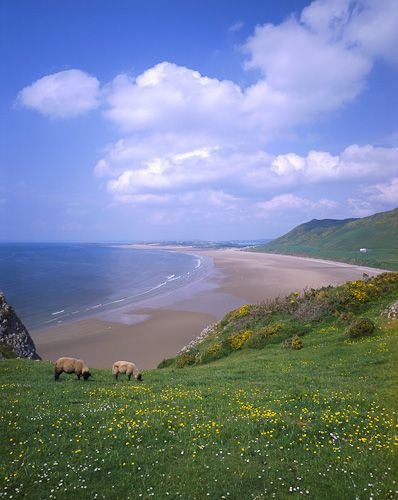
0,293,41,360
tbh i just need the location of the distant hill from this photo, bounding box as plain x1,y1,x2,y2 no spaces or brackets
254,207,398,270
138,239,272,249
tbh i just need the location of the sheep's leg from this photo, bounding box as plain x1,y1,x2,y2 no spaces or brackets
77,374,81,380
54,369,61,381
114,373,118,381
128,373,132,381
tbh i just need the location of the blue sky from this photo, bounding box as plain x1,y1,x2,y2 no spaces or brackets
1,0,397,242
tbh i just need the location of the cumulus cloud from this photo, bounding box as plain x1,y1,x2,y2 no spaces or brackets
244,18,370,115
364,177,398,204
94,133,218,178
95,136,398,238
257,194,314,211
95,1,397,145
15,1,398,232
270,145,398,184
103,62,246,137
17,1,397,135
257,193,337,213
242,0,398,130
17,69,100,118
106,146,225,196
112,193,174,205
99,138,398,211
301,0,398,63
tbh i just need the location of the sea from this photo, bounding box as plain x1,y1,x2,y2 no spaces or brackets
0,243,212,331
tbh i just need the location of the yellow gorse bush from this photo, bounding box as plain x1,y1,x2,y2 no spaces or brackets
176,352,196,368
347,280,380,304
228,330,253,350
319,325,338,335
207,342,222,355
230,304,251,319
261,322,283,336
291,335,303,350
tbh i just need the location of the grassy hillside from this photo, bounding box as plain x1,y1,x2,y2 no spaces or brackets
254,207,398,270
1,273,398,499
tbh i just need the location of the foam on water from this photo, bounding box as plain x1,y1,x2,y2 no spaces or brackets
0,244,211,330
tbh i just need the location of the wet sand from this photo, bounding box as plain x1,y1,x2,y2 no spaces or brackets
31,248,383,369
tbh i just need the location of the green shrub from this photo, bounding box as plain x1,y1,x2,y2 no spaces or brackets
245,322,283,349
293,294,334,322
283,335,303,350
0,342,17,359
245,332,268,349
157,357,175,369
345,317,375,339
338,311,355,325
175,352,196,368
281,322,310,337
199,343,230,364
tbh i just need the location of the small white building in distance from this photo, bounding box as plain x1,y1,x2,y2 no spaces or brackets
359,248,368,253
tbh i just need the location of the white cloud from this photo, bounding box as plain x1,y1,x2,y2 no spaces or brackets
97,1,397,145
344,0,398,65
106,146,225,196
99,138,398,219
94,133,218,178
364,177,398,204
17,69,100,118
256,194,339,225
244,18,369,111
269,145,398,184
256,193,337,211
112,193,174,205
346,198,375,217
15,1,398,235
242,3,389,131
228,21,244,33
103,62,246,137
271,154,307,176
339,144,398,179
301,0,398,64
241,0,398,133
257,193,314,211
17,2,397,137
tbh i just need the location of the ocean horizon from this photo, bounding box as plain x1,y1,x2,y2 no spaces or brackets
0,243,211,331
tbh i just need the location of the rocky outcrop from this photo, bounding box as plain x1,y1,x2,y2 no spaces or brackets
0,293,41,360
384,300,398,320
178,322,219,355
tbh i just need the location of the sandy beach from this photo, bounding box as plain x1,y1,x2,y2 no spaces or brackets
31,248,384,369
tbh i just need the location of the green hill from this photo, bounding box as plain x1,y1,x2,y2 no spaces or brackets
254,207,398,270
1,273,397,499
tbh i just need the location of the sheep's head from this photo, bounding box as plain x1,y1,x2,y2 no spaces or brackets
136,373,143,381
83,371,92,380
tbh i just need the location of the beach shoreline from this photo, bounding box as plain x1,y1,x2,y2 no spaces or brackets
31,247,384,369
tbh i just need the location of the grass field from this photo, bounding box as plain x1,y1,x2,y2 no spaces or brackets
1,274,398,499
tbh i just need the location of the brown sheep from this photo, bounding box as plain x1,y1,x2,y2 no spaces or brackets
54,357,92,381
112,361,142,381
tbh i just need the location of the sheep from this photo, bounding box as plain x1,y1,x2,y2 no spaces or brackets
54,357,92,381
112,360,143,381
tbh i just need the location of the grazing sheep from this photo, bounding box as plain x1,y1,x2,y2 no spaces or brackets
54,357,92,381
112,361,142,381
